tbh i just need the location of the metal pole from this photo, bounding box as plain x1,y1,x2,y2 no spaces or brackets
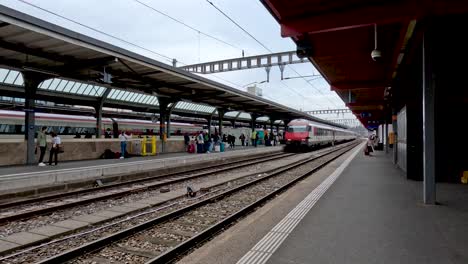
95,107,102,138
166,114,171,139
392,111,398,164
23,72,44,165
251,115,257,131
207,117,212,136
422,30,436,205
385,121,389,154
24,97,35,165
158,99,168,153
218,110,224,136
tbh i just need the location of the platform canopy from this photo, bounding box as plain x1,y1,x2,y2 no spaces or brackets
261,0,468,128
0,5,345,129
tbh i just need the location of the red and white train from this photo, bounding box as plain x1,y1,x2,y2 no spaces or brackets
284,119,357,151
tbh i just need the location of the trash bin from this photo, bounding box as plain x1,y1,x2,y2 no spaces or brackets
220,142,225,152
214,144,220,152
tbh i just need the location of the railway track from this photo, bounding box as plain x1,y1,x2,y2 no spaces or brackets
0,151,293,224
5,141,358,264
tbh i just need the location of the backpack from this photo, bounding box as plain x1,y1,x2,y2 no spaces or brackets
101,149,115,159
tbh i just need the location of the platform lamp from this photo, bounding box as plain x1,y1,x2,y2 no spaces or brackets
371,24,382,62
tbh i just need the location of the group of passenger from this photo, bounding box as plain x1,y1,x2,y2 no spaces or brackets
183,128,280,154
36,126,62,166
249,130,278,147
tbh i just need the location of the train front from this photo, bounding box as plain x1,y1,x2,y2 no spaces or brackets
284,121,310,151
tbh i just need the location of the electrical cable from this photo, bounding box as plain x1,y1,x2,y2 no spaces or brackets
132,0,243,52
204,0,340,108
16,0,175,63
205,0,270,52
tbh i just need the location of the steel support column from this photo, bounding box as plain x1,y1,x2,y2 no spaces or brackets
166,102,177,139
422,30,436,205
251,114,259,131
385,121,389,154
392,110,398,164
218,109,225,136
95,107,103,138
23,72,47,165
158,98,170,153
207,117,212,135
95,88,111,138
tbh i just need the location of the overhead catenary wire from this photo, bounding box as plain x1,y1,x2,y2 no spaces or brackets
204,0,339,108
13,0,330,111
205,0,270,52
131,0,243,52
16,0,175,63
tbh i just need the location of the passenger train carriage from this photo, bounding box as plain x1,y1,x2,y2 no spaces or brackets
284,119,356,151
0,110,203,138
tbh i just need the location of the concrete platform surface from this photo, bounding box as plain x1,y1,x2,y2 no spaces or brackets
178,145,468,264
264,151,468,264
0,145,268,175
0,145,281,193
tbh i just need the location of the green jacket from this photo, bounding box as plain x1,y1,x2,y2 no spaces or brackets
37,131,47,147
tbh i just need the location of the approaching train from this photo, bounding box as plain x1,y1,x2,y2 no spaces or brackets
0,110,202,139
284,119,357,151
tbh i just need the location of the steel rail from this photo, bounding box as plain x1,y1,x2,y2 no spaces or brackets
0,152,292,223
35,142,358,264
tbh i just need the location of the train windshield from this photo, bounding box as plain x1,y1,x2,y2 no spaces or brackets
287,126,308,132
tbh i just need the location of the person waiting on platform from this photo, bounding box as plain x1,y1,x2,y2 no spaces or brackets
104,128,112,138
119,131,131,159
36,126,48,166
239,133,246,146
184,132,190,151
84,131,92,138
48,132,61,166
254,132,259,147
251,130,257,147
196,131,204,153
365,135,375,156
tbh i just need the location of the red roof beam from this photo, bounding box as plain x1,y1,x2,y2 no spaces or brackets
279,2,417,37
331,81,387,91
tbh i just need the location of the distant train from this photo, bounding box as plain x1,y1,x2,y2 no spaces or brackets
284,119,357,151
0,110,202,138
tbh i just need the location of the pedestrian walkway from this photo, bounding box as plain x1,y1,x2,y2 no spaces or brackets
0,144,281,195
0,144,269,176
245,150,468,264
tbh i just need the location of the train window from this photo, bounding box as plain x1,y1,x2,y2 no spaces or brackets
0,124,8,133
287,126,307,132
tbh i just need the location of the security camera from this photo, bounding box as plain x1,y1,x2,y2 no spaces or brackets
371,49,382,61
296,38,313,59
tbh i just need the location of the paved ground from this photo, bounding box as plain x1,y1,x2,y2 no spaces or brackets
0,145,270,176
179,146,468,264
177,143,361,264
266,150,468,264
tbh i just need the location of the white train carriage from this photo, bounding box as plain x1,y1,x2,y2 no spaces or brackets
0,110,202,139
284,119,356,150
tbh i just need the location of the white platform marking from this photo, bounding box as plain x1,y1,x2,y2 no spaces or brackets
236,142,364,264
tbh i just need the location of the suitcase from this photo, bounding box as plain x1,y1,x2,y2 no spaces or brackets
188,144,195,153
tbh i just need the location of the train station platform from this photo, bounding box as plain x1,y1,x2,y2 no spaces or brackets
179,143,468,264
0,145,282,198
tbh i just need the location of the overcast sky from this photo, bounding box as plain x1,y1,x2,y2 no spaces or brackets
1,0,357,122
